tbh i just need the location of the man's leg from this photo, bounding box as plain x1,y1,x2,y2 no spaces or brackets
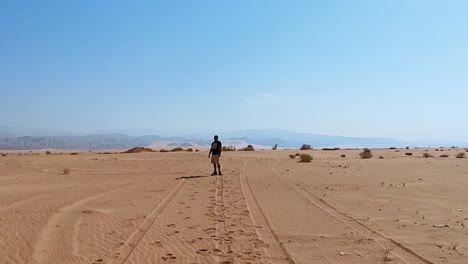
212,164,218,175
217,163,221,175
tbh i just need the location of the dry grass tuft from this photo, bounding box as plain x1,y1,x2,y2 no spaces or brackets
186,148,193,152
389,147,396,150
70,152,79,155
300,144,312,150
379,156,385,159
299,154,313,162
1,153,7,157
341,154,346,158
440,154,449,158
63,168,71,175
423,153,433,158
46,151,52,155
456,152,466,159
195,149,199,152
359,148,373,159
159,149,169,153
289,154,296,159
405,152,413,156
295,153,300,157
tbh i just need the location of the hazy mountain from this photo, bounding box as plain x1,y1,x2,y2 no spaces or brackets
0,129,466,150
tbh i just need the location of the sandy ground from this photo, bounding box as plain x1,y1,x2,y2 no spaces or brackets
1,149,467,264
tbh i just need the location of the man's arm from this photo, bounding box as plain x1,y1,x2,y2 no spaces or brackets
219,142,222,156
209,145,212,157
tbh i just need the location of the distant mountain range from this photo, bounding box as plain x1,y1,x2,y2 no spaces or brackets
0,129,466,150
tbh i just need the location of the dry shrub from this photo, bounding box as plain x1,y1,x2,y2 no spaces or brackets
456,152,466,159
240,145,255,151
186,148,193,152
440,154,449,158
405,152,413,156
123,147,155,154
300,144,312,150
341,154,346,158
323,148,340,151
159,149,169,153
46,151,52,155
1,153,7,157
70,152,79,155
222,146,236,151
435,149,439,151
423,153,433,158
295,153,300,157
395,150,400,152
299,154,313,162
195,149,199,152
289,154,296,159
359,148,373,159
389,147,396,150
379,156,385,159
171,147,184,152
63,168,71,175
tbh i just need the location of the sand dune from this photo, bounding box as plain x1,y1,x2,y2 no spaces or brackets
0,149,467,263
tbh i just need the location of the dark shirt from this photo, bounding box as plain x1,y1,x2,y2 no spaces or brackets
210,140,222,155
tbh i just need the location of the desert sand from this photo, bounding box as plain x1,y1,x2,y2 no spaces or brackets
0,148,467,264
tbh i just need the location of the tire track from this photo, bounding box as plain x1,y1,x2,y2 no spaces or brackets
270,166,433,264
32,184,132,264
106,163,203,264
239,162,294,264
0,180,128,213
214,172,230,263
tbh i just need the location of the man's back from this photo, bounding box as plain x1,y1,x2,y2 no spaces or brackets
211,140,222,155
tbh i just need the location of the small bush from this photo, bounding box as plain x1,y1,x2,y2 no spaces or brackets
341,154,346,158
379,156,384,159
195,149,199,152
240,145,255,151
63,168,71,175
300,144,312,150
289,154,296,159
186,148,193,152
389,147,396,150
1,153,6,157
222,146,236,151
423,153,433,158
46,151,52,155
171,147,184,152
456,152,466,159
359,148,373,159
440,154,449,158
159,149,169,153
435,149,439,151
70,152,79,155
405,152,413,156
299,154,313,162
295,153,300,157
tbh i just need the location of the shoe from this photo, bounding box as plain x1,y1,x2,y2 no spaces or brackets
211,172,218,176
218,172,222,176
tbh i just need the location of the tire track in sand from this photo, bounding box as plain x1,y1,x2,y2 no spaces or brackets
214,172,230,263
107,163,203,264
270,166,433,264
239,162,294,264
32,184,132,264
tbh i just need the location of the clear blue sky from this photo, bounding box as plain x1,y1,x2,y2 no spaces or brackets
1,0,467,141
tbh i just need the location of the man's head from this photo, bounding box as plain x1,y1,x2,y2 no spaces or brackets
214,135,219,141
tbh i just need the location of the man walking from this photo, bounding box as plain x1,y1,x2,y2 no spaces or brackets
209,135,222,176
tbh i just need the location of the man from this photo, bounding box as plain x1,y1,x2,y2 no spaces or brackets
208,135,222,176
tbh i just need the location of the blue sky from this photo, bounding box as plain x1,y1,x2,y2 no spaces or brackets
1,0,467,141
